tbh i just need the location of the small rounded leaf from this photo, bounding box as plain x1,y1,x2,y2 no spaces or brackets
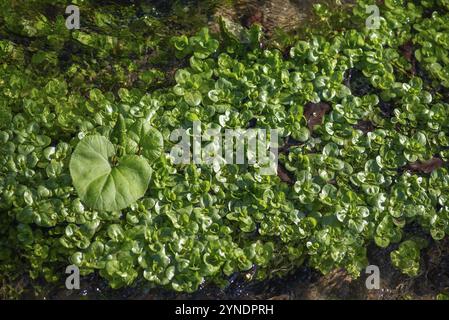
128,119,164,163
141,127,164,163
185,91,202,107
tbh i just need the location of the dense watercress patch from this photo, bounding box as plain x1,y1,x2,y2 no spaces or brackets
2,0,449,295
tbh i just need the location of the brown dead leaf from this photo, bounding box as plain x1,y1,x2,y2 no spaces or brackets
399,41,416,75
242,10,263,28
379,100,394,118
277,163,295,185
408,157,444,174
278,136,303,154
353,120,375,133
303,102,331,131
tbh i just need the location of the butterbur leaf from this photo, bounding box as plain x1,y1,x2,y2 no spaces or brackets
70,135,152,212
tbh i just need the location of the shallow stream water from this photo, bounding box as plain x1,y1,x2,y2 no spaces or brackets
33,238,449,300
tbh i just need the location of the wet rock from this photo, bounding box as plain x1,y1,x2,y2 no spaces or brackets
211,0,310,35
408,157,444,174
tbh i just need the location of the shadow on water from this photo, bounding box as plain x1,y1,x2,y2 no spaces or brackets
35,236,449,300
123,0,342,34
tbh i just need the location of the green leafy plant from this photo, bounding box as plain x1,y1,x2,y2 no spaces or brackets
69,135,153,212
390,238,428,277
2,0,449,296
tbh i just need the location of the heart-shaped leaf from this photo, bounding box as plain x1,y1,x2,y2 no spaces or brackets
70,135,152,212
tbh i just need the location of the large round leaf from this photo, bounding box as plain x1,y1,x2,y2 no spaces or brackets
70,135,152,212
